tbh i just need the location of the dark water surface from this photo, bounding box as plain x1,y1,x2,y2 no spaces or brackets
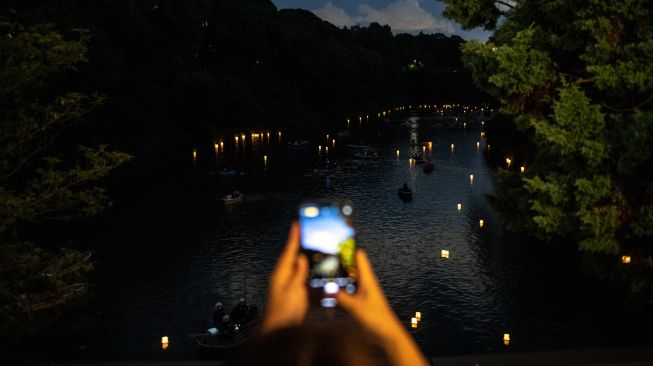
38,116,653,362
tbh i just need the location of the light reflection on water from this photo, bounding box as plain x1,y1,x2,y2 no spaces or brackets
66,116,652,361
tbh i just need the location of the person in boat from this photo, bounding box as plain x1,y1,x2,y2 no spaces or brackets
213,302,225,327
218,314,236,338
230,297,249,324
238,223,428,366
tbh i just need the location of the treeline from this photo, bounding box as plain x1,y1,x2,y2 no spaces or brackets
2,0,482,171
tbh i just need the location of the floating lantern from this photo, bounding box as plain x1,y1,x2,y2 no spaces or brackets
263,155,268,167
214,143,219,154
463,122,467,128
415,311,422,321
482,121,485,126
192,149,197,161
476,141,480,149
235,136,239,143
278,131,282,139
503,333,510,346
506,158,512,168
267,132,270,139
479,219,484,228
318,145,322,153
457,203,462,211
359,116,362,122
366,115,369,119
161,336,169,350
520,166,525,174
220,141,224,149
422,146,426,154
241,134,246,141
332,139,336,147
326,134,329,140
480,132,486,138
451,143,455,151
470,174,474,183
411,317,418,328
487,144,491,151
621,255,631,264
325,146,329,153
428,141,432,149
441,250,450,259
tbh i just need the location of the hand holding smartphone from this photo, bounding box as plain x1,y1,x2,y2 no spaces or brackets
298,200,358,308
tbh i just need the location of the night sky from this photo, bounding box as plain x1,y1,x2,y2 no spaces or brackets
271,0,491,41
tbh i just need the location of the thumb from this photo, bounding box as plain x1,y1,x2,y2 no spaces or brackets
335,290,357,312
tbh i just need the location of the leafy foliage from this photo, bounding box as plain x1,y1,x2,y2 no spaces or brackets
0,19,130,318
440,0,653,291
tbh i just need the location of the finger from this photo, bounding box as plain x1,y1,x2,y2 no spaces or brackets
354,249,377,289
335,290,357,312
291,254,309,288
275,222,300,276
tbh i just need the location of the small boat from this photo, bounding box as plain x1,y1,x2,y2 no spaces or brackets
223,191,243,204
288,140,309,148
397,185,412,201
423,161,434,173
190,300,261,350
219,168,237,177
348,145,379,160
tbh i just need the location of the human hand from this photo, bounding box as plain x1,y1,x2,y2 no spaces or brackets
262,222,309,334
337,249,428,366
336,249,402,339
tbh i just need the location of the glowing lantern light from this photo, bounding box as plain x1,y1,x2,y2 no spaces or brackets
263,155,268,167
476,141,480,149
325,146,329,153
366,115,369,119
506,158,512,168
451,143,455,151
396,149,400,158
332,139,336,147
422,146,426,154
267,132,270,139
415,311,421,321
463,122,467,128
470,174,474,183
241,134,246,141
411,317,418,328
428,141,432,149
278,131,282,139
235,136,239,143
482,121,485,126
214,143,219,154
503,333,510,346
220,141,224,149
441,250,450,259
161,336,169,350
326,134,329,140
480,132,486,138
622,255,631,264
192,149,197,161
479,219,484,228
457,203,462,211
520,166,525,174
318,145,322,153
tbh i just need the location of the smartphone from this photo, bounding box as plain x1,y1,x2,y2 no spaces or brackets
298,200,357,307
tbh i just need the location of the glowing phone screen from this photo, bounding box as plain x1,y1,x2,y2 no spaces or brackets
299,202,356,283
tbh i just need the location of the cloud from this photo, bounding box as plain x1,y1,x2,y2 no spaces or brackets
311,0,455,35
313,2,357,28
